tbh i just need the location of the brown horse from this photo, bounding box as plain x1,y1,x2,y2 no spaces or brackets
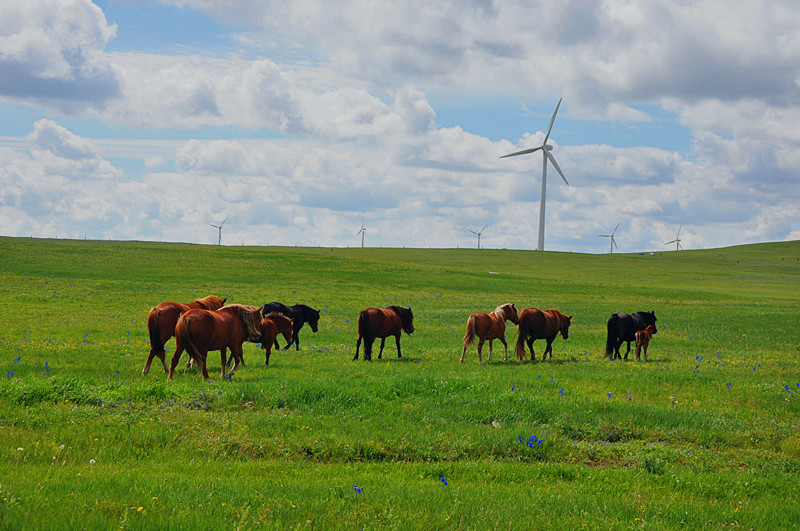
259,313,294,366
514,308,572,361
168,304,263,381
634,325,655,362
460,303,519,363
353,306,414,361
143,295,226,375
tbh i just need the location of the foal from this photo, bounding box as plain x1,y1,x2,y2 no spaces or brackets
460,303,519,363
634,325,655,361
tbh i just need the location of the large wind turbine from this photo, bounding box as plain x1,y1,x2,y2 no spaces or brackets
209,217,228,246
356,217,367,248
665,225,683,252
468,225,488,249
501,97,569,251
598,222,620,254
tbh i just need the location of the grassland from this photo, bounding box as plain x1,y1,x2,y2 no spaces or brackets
0,236,799,529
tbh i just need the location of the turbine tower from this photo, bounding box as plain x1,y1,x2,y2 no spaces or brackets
468,225,488,249
356,217,367,248
665,225,683,252
501,97,569,251
209,217,228,246
598,222,620,254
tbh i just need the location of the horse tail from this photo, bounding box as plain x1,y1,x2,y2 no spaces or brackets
605,314,618,358
462,315,476,348
148,308,163,353
357,310,372,356
176,316,201,363
514,315,529,361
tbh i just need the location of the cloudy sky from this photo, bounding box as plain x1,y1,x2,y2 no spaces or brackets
1,0,798,252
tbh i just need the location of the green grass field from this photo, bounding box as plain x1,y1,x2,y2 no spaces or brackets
1,236,799,529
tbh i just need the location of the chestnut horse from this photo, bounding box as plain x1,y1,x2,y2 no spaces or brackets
634,325,655,362
514,308,572,361
143,295,226,375
261,302,321,350
605,311,657,360
460,303,519,363
168,304,263,381
353,306,414,361
258,313,294,366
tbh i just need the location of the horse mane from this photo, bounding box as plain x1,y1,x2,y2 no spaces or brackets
226,304,262,340
195,295,226,310
265,311,291,323
388,306,415,334
493,303,518,323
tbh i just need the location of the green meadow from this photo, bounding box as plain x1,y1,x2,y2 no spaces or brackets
1,236,799,529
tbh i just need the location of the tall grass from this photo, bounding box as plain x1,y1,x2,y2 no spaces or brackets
1,237,799,528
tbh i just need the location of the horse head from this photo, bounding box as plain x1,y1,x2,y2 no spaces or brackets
305,306,321,332
560,313,573,339
391,306,415,335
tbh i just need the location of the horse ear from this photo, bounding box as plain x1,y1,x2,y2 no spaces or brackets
222,298,227,304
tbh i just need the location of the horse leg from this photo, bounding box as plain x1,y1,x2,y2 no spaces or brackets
527,338,536,361
364,337,374,361
624,340,631,361
228,346,243,375
196,351,212,381
643,341,648,362
264,343,272,365
499,336,509,361
487,339,494,362
378,337,386,360
220,347,228,378
395,334,402,358
476,338,485,364
354,336,361,360
167,342,184,381
292,330,300,351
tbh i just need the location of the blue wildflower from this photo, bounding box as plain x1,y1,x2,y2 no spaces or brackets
6,371,12,379
440,477,448,486
607,392,612,399
559,388,565,397
352,484,361,493
14,356,20,365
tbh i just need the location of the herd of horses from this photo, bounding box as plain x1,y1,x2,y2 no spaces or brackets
142,295,658,380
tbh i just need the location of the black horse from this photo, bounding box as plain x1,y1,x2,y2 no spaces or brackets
605,311,657,360
261,302,321,350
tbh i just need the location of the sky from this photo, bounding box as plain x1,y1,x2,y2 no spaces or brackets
1,0,799,253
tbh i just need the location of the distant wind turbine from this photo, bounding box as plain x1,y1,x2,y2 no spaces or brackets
598,222,620,254
209,218,228,245
665,225,683,251
468,225,488,249
501,97,569,251
356,217,367,248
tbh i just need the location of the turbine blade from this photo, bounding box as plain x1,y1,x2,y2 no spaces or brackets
677,224,682,238
612,222,620,235
546,151,569,185
665,239,677,245
468,230,478,235
613,238,618,250
480,225,488,233
543,97,563,146
500,146,543,158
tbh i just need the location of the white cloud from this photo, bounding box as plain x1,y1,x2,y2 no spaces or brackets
0,0,119,110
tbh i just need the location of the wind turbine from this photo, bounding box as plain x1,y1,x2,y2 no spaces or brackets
356,217,367,248
501,97,569,251
665,225,683,252
598,222,620,254
468,225,488,249
209,217,228,245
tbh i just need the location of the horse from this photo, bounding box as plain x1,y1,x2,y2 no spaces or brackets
460,303,519,363
168,304,263,381
605,311,657,360
143,295,226,375
261,302,321,350
634,325,655,362
353,306,414,361
258,313,294,366
514,308,572,361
